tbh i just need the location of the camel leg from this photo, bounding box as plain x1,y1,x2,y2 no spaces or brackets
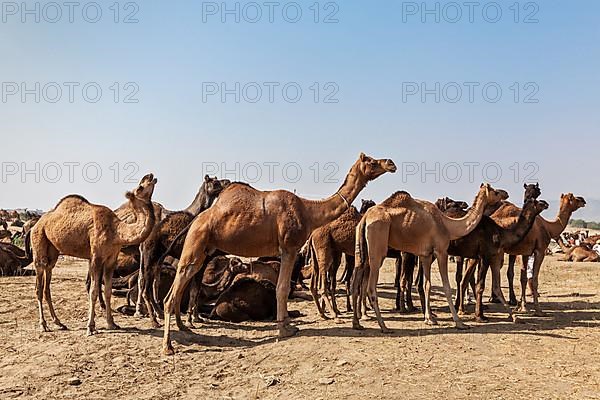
35,261,49,332
490,255,519,322
103,264,120,331
530,251,546,317
436,251,468,329
394,255,401,289
421,255,436,325
351,264,365,329
344,255,355,312
87,259,101,336
310,263,329,320
163,260,205,355
458,259,478,315
395,256,404,312
276,250,299,338
366,253,390,333
516,255,529,313
507,255,517,305
186,277,201,327
454,256,463,309
330,252,342,317
474,257,490,322
134,261,146,318
43,260,67,330
403,254,416,312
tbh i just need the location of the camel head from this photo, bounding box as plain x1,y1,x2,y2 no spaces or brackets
359,199,376,214
479,183,506,207
126,174,158,203
435,197,469,212
524,183,541,201
560,193,586,212
356,153,397,181
523,198,549,217
203,175,231,198
228,257,250,275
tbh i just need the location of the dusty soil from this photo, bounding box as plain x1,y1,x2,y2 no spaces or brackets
1,256,599,400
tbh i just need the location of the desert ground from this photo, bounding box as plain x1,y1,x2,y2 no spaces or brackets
1,256,599,400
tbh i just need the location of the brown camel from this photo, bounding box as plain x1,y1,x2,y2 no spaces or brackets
557,241,599,262
352,184,504,333
308,199,376,320
161,153,396,354
135,176,230,326
451,198,549,322
209,278,278,322
490,193,586,314
28,174,157,334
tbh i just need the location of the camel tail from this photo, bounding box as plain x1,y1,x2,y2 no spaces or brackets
355,219,368,270
308,238,320,289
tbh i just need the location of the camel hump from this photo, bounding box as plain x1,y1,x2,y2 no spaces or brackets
381,191,412,207
55,194,90,208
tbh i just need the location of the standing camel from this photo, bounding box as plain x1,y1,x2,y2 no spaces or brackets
451,197,549,322
28,174,157,334
352,184,504,332
161,153,396,354
135,175,230,327
308,199,375,320
491,193,586,314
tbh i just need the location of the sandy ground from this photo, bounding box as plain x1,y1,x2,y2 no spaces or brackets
1,256,599,400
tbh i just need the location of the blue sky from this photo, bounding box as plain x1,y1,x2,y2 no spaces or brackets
1,1,598,219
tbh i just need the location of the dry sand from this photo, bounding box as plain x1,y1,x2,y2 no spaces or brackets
1,256,599,399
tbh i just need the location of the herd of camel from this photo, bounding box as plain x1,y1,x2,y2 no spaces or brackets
0,153,590,355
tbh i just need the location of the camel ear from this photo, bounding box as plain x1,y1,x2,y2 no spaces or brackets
359,152,367,161
536,183,540,188
524,183,527,189
204,175,210,182
125,191,134,201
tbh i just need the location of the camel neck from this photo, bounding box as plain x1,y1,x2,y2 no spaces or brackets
184,187,210,216
441,188,487,241
500,205,538,248
542,204,573,239
302,161,368,230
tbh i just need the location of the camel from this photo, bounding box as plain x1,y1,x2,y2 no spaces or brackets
308,199,376,320
352,183,505,333
135,176,231,326
557,241,599,262
161,153,396,354
490,193,586,314
209,278,277,322
0,242,32,276
28,174,157,334
451,198,549,322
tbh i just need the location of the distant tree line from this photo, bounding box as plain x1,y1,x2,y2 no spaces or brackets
569,219,600,230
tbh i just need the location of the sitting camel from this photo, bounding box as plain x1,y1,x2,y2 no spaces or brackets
0,242,32,276
28,174,157,334
209,278,278,322
162,153,396,355
557,241,599,262
352,183,505,332
490,193,586,314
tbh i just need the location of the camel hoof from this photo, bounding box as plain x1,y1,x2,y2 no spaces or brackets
163,344,175,356
508,298,518,306
278,323,299,338
475,316,489,323
533,310,548,317
134,311,145,319
381,328,393,334
352,321,365,331
39,322,50,333
107,323,121,331
177,324,192,333
458,309,467,316
360,314,371,321
515,306,527,314
87,327,98,336
511,315,521,323
55,322,68,331
488,296,501,304
424,318,438,326
319,314,332,321
456,323,470,330
151,320,163,329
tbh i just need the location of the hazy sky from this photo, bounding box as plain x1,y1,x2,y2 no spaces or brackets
1,1,598,218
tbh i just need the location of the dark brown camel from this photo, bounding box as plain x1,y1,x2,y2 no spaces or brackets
136,176,231,327
0,242,32,276
209,278,278,322
491,192,586,314
162,153,396,354
451,198,550,322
